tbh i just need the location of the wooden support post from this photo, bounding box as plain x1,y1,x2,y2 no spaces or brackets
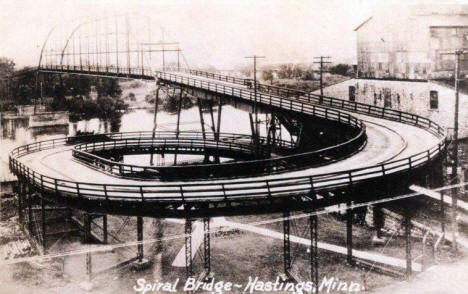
405,208,412,279
137,216,144,262
346,200,353,265
283,211,291,276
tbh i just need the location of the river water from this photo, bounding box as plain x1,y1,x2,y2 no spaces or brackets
0,104,272,181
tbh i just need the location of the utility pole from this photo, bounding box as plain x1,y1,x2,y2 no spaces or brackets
441,49,467,253
313,56,331,102
245,55,265,148
140,42,179,72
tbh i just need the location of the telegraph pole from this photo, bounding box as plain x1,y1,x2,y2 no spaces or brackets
313,56,331,102
441,49,467,253
245,55,265,146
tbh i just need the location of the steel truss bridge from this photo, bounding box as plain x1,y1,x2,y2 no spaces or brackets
9,15,448,287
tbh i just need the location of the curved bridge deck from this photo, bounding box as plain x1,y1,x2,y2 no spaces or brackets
10,70,446,217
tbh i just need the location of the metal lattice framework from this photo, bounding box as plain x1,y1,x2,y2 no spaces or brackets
39,14,187,77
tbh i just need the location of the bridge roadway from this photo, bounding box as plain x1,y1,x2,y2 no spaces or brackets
10,70,446,217
19,114,431,184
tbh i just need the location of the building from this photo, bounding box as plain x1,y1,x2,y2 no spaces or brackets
355,4,468,80
319,4,468,137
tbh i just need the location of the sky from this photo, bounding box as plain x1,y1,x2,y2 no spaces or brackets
1,0,467,70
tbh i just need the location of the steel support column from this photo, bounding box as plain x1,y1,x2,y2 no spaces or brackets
17,180,24,226
203,217,211,275
346,200,353,265
404,208,412,279
441,191,445,234
197,98,206,140
215,98,222,140
40,193,46,252
150,86,161,165
185,218,193,278
283,211,291,275
27,183,33,235
214,98,222,163
84,213,92,279
197,98,209,162
174,88,183,165
137,216,144,262
208,99,216,136
309,212,318,293
103,215,108,244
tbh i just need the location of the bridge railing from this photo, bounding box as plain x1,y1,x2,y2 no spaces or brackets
9,70,447,206
70,128,365,180
9,135,444,203
40,64,155,78
164,67,247,85
155,71,364,129
156,70,445,138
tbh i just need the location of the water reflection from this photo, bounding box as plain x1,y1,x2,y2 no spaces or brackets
0,103,263,180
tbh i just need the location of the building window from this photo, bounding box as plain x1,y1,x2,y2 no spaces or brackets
349,86,356,102
430,90,438,109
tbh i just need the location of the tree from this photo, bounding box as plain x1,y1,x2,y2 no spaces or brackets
277,64,294,79
95,78,122,98
262,69,274,84
0,57,15,79
0,57,15,100
329,64,351,76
